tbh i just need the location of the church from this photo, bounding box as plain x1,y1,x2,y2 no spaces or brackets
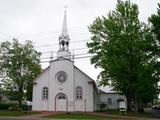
32,10,126,112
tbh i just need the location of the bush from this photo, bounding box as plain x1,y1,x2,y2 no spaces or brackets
8,104,22,111
95,109,107,112
0,103,16,110
100,103,106,110
21,104,32,111
0,103,32,111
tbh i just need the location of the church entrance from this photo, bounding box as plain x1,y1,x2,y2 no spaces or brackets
55,93,68,111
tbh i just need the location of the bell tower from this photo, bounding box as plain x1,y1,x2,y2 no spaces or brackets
57,8,71,59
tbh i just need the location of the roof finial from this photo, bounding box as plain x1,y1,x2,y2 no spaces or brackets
64,5,67,12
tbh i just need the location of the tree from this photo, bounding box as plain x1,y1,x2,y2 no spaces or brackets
149,3,160,55
87,0,160,112
149,3,160,105
0,39,41,106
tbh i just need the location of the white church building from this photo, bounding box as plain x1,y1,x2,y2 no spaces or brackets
32,10,126,112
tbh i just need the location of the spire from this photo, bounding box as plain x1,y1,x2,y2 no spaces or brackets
62,9,68,35
58,7,70,51
57,6,71,59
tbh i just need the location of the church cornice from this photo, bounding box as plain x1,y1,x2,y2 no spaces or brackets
49,57,74,63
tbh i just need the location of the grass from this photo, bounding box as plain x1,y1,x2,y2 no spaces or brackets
46,113,128,120
101,109,153,118
0,111,39,117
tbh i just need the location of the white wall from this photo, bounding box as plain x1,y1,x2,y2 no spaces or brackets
74,67,95,112
32,58,97,112
48,59,74,111
32,68,49,111
99,93,126,109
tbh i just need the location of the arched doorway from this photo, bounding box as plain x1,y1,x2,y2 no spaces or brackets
55,93,68,111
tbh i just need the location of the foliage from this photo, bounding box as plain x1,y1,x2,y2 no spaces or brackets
0,103,16,110
8,104,22,111
100,103,106,110
149,4,160,108
0,103,32,111
8,104,31,111
149,3,160,45
0,39,41,105
87,0,160,111
0,111,39,116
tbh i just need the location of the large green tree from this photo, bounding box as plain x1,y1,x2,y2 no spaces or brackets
149,3,160,104
0,39,41,105
87,0,160,111
149,3,160,55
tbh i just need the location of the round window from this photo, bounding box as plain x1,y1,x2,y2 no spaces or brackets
56,71,67,83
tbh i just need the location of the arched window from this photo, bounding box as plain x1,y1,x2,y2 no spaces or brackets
58,94,66,99
42,87,48,100
76,86,83,99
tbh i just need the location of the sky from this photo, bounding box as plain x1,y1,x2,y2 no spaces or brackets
0,0,159,83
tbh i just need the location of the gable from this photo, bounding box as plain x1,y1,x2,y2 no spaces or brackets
33,66,50,82
74,66,94,82
74,65,98,91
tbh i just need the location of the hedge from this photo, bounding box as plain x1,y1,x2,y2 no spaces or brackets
0,103,16,110
0,103,32,110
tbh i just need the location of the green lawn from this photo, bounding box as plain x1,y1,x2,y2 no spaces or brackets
46,113,128,120
0,111,39,117
101,109,153,118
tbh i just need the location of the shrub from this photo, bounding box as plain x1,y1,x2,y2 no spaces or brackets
100,103,106,110
21,105,32,111
0,103,16,110
0,103,32,111
8,104,22,111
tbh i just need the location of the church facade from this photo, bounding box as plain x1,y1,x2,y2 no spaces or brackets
32,11,98,112
32,58,98,111
32,11,126,112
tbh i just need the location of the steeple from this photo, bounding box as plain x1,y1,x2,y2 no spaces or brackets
62,10,68,36
57,8,71,59
58,8,70,51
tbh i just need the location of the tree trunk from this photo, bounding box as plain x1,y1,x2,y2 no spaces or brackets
18,99,22,106
138,102,144,112
18,85,23,107
134,100,138,113
126,94,133,111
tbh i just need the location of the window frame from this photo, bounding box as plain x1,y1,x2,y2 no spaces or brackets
75,86,83,100
42,87,48,100
108,98,112,105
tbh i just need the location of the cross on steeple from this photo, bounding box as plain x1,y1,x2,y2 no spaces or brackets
64,5,67,11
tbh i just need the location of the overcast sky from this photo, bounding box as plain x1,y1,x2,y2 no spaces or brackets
0,0,159,81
